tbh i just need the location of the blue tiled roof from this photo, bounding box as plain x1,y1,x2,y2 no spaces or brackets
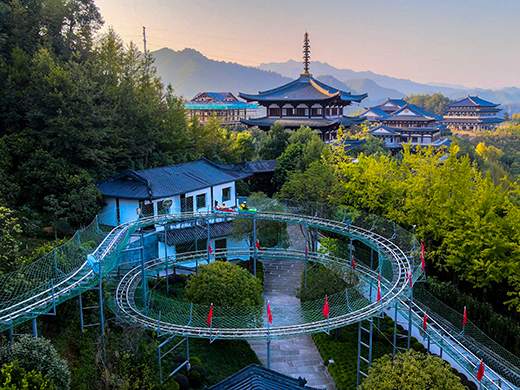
378,104,437,122
368,124,400,135
239,75,367,104
96,158,251,200
360,107,387,118
448,96,500,107
208,364,320,390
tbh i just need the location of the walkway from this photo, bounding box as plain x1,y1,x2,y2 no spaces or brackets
248,224,336,390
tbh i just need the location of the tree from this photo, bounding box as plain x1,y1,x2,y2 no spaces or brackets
0,360,55,389
257,122,289,160
359,350,466,390
184,261,263,307
231,193,289,248
0,207,23,274
0,335,71,390
278,161,337,203
405,93,454,116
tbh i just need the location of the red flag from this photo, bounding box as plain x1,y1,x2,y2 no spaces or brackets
377,281,381,302
206,303,213,327
477,360,484,381
463,306,467,326
423,314,427,330
322,296,330,318
420,241,425,271
351,256,356,271
208,242,213,255
305,243,308,255
255,240,261,251
267,301,273,324
407,270,413,288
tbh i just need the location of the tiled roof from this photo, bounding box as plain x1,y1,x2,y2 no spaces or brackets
447,96,499,107
239,75,367,104
208,364,320,390
331,138,367,151
442,117,504,124
241,117,341,130
96,158,251,200
376,98,408,111
379,104,438,122
160,221,234,246
368,124,400,135
359,107,387,118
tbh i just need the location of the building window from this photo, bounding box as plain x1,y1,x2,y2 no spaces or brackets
222,187,231,202
296,108,306,116
196,193,206,209
139,200,154,217
180,195,193,212
412,137,418,143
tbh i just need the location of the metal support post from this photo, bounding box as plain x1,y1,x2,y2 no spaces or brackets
304,225,308,288
32,318,37,338
164,223,169,291
141,240,147,309
98,275,105,337
393,300,398,359
9,325,13,343
356,321,362,387
79,293,84,334
253,218,257,277
408,285,413,351
207,219,211,263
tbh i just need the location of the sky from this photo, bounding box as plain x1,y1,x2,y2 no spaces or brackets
93,0,520,90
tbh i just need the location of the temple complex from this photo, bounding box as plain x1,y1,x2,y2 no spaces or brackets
239,33,367,142
185,92,258,125
442,96,504,131
358,99,448,151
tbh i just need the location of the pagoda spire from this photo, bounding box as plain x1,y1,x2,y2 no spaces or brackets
301,32,312,77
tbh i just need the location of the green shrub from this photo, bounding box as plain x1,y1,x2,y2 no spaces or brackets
0,335,70,390
187,370,203,388
236,259,264,286
173,374,189,390
1,360,55,389
184,261,263,307
190,365,207,380
188,356,202,366
412,341,424,351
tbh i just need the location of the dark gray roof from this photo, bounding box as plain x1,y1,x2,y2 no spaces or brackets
332,138,367,151
160,221,234,246
97,158,251,200
241,117,341,130
239,75,367,105
442,117,504,124
207,364,320,390
447,96,500,108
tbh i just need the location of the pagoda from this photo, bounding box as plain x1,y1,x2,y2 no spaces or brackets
239,33,367,142
442,96,504,131
357,98,448,151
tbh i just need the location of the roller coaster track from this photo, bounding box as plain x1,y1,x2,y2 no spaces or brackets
0,204,518,389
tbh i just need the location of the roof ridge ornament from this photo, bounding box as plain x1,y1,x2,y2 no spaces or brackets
301,32,312,77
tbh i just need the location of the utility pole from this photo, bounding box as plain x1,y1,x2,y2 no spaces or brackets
143,26,147,55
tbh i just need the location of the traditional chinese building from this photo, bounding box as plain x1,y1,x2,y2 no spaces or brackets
239,33,367,142
359,99,448,151
185,92,258,125
442,96,504,131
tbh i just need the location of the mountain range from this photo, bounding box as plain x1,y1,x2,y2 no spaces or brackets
152,48,520,114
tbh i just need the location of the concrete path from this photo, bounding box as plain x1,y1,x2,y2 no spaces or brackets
248,224,336,390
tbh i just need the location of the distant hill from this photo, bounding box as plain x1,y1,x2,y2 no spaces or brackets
259,59,463,96
152,48,291,99
315,75,405,113
152,48,520,114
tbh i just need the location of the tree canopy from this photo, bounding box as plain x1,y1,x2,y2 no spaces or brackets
359,350,466,390
184,261,263,307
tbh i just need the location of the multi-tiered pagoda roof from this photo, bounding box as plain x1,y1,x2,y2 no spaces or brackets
239,33,367,139
442,96,504,131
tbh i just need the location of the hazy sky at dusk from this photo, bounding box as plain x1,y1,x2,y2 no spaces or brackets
93,0,520,89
